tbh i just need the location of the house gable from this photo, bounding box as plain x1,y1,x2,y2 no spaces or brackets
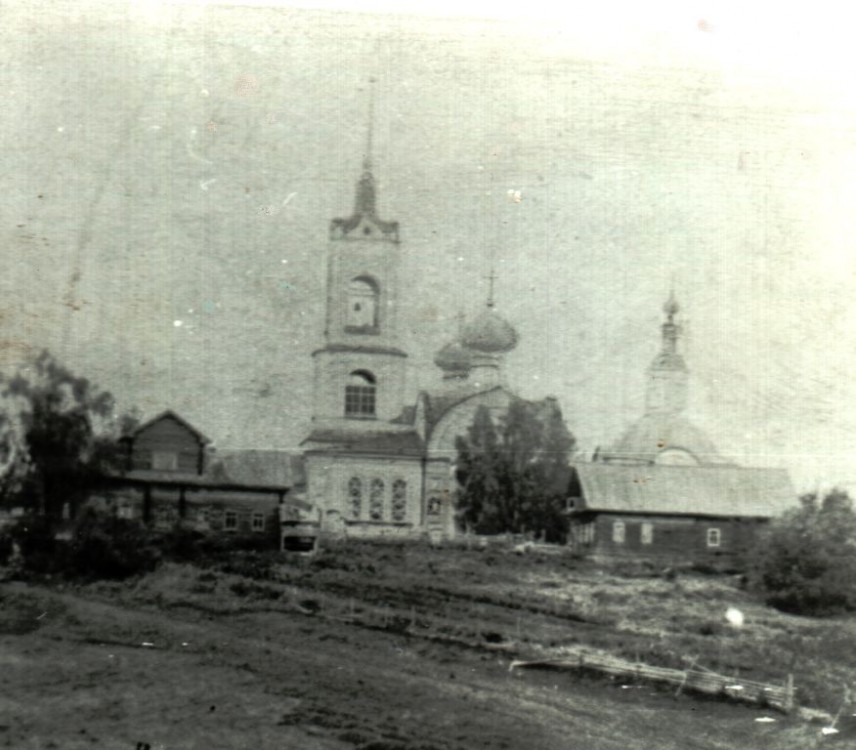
129,411,208,475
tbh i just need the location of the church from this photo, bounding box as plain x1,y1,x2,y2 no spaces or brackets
567,294,795,563
300,143,562,540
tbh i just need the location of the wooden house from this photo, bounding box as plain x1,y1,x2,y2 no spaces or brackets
98,411,304,539
567,463,795,567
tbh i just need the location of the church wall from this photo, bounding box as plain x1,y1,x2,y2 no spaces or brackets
312,350,407,425
325,240,400,351
304,453,424,535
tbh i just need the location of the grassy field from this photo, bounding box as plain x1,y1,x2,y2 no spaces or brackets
2,538,854,749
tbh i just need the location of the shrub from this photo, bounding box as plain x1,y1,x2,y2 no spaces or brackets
0,529,15,564
65,513,160,580
749,489,856,616
8,515,64,574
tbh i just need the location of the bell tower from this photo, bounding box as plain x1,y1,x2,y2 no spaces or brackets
311,84,408,430
645,291,689,416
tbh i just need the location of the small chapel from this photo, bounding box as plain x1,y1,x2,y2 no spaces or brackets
567,294,795,563
300,141,562,540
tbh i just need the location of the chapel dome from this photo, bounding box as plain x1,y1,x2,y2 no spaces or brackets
605,413,724,466
461,309,519,353
433,340,472,373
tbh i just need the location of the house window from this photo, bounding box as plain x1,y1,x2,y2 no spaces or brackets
427,496,442,516
641,522,654,545
345,370,376,418
348,477,363,519
152,451,178,471
369,478,385,521
346,276,379,332
707,527,721,548
224,510,238,531
391,479,407,522
251,512,265,532
197,509,209,527
612,521,626,544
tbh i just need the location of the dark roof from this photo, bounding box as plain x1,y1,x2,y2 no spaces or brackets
208,450,305,490
312,343,408,358
390,406,416,425
132,410,212,445
115,450,302,492
421,385,511,433
303,428,424,456
572,463,796,519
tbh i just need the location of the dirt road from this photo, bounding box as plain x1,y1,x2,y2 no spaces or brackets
0,566,819,750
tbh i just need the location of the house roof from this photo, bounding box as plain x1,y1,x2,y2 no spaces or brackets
302,428,424,456
208,450,305,490
572,462,796,519
131,409,212,445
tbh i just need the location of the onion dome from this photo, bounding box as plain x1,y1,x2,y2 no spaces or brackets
433,340,472,373
461,309,519,354
663,289,679,321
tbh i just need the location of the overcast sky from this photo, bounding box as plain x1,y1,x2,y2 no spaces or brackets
3,1,856,493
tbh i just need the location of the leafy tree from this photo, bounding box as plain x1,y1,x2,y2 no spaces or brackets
455,399,575,542
750,488,856,616
0,350,132,522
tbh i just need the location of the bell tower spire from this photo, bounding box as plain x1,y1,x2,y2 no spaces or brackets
329,78,398,242
312,81,407,431
363,76,375,172
645,291,689,415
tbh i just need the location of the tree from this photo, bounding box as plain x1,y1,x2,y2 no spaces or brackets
455,399,575,542
750,488,856,616
0,350,132,522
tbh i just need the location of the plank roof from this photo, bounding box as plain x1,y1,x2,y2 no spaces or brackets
573,463,796,519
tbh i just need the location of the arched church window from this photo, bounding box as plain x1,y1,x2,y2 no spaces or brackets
391,479,407,522
348,477,363,519
345,370,376,417
346,276,379,333
369,478,385,521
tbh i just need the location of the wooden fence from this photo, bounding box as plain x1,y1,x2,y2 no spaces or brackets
511,650,795,713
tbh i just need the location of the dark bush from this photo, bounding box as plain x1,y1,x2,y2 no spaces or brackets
749,489,856,616
0,529,15,564
8,515,64,574
65,513,160,580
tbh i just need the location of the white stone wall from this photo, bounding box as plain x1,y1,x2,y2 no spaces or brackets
305,453,423,532
325,240,401,351
312,349,407,425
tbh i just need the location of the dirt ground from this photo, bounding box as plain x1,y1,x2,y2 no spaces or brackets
1,541,851,749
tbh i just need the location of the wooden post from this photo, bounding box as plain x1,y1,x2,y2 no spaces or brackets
676,657,697,698
142,486,152,525
784,674,795,713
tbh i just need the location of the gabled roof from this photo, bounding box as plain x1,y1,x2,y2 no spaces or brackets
572,463,796,519
302,428,424,457
131,410,212,445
